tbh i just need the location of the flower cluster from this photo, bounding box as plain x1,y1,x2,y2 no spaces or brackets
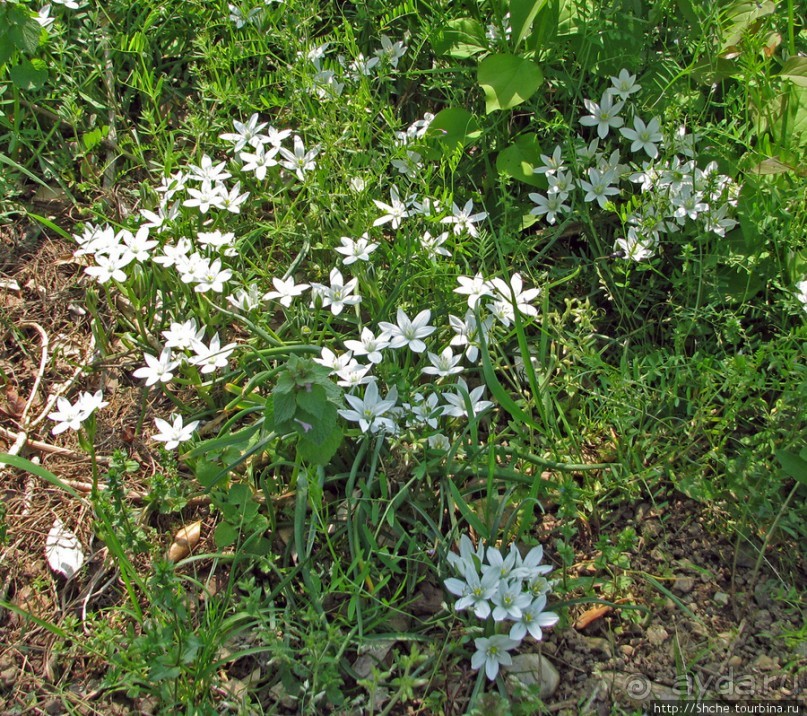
444,535,560,680
295,35,408,100
48,390,108,435
526,68,739,262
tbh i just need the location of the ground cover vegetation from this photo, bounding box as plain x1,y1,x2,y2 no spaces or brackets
0,0,806,712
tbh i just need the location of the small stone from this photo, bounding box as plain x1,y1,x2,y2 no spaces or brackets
752,654,777,671
582,636,613,657
728,656,743,668
673,576,695,594
646,625,669,646
504,653,560,699
0,665,16,689
756,610,773,628
620,644,634,657
754,582,773,607
714,592,730,606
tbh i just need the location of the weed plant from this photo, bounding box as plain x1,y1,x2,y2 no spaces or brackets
1,0,806,712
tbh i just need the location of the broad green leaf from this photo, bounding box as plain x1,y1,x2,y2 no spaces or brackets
719,0,776,50
294,403,336,446
9,58,47,90
477,53,543,113
214,522,238,549
781,57,807,88
81,125,109,152
7,16,42,55
432,18,487,58
298,426,342,465
273,389,297,428
510,0,547,48
524,0,559,51
776,449,807,486
771,84,807,149
425,108,481,155
296,383,327,415
496,133,548,187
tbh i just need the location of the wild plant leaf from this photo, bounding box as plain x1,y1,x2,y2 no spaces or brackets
425,108,481,155
9,58,47,90
496,133,547,187
432,18,487,58
775,449,807,486
477,53,543,113
298,425,342,465
781,57,807,88
510,0,548,48
273,389,297,428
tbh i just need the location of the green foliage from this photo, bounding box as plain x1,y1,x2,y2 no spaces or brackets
5,0,806,710
271,355,344,466
478,53,544,113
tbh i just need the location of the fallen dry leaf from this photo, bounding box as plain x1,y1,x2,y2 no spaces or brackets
3,385,26,418
167,520,202,562
574,605,613,630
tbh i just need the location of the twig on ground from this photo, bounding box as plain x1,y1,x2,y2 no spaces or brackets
0,426,112,464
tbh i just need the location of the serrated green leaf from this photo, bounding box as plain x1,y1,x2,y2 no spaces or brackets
8,18,42,55
10,58,47,90
273,389,297,428
477,53,543,113
298,425,343,465
274,371,295,394
0,37,15,66
433,18,487,58
294,403,336,446
214,522,238,548
296,383,327,415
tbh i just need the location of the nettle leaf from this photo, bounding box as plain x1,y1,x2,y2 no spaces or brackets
296,383,327,415
433,18,488,58
7,15,42,55
9,58,47,91
294,403,336,446
477,53,543,113
273,389,297,428
298,425,343,465
510,0,548,48
781,57,807,88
